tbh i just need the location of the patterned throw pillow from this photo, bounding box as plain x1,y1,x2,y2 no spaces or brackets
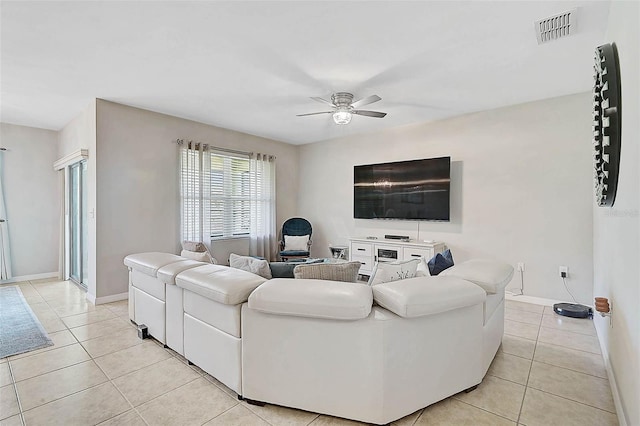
368,259,420,286
229,253,273,279
293,261,362,283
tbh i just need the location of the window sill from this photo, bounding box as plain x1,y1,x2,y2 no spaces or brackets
210,236,250,242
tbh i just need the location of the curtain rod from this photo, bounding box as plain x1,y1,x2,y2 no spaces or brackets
175,139,252,157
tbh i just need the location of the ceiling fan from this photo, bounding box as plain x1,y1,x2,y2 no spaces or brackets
297,92,387,125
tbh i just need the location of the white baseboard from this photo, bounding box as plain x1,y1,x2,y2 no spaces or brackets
595,323,628,426
505,292,566,306
0,271,59,285
86,292,128,305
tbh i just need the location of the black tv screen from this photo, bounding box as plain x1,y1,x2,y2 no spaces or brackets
354,157,450,221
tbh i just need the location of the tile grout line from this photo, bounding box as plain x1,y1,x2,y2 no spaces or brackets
9,355,92,384
515,317,542,424
500,342,608,381
524,382,617,414
6,360,26,426
540,324,597,338
19,379,114,417
451,398,520,424
407,408,424,426
17,283,140,424
78,319,165,426
531,358,610,380
202,403,243,425
102,346,218,426
405,408,423,426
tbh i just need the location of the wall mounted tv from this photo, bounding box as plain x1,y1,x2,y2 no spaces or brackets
354,156,450,221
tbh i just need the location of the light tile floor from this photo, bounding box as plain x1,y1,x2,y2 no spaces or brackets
0,280,618,426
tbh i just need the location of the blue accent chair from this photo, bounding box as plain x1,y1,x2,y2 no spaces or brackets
279,217,312,261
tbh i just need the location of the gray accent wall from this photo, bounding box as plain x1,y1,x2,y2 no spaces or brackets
93,100,298,299
0,123,60,278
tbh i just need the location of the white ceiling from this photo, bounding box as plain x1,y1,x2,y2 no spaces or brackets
1,1,610,145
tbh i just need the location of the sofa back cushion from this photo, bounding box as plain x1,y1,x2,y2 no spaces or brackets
175,264,267,305
124,252,185,277
248,278,373,320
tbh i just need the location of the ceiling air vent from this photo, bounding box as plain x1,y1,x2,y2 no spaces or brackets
535,9,577,44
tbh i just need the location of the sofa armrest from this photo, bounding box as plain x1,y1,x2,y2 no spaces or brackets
440,259,514,294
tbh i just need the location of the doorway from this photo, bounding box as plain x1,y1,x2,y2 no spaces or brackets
68,160,87,288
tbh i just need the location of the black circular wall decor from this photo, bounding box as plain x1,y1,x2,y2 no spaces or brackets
593,42,622,207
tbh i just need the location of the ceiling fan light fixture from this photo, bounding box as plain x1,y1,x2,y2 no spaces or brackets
299,92,384,124
333,110,352,125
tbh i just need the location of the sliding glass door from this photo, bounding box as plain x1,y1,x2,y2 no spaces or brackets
69,160,87,288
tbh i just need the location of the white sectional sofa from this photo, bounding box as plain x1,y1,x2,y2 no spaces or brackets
124,252,513,425
175,264,267,394
243,277,486,425
124,252,207,351
441,259,514,374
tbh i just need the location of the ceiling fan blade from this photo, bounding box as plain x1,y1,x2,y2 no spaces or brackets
296,111,334,117
310,97,336,107
352,110,387,118
351,95,381,109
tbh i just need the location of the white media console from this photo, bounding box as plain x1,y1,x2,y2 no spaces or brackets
349,237,446,276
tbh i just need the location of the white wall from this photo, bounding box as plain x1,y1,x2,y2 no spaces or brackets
594,2,640,425
58,101,96,159
299,93,594,302
0,123,60,278
94,100,298,299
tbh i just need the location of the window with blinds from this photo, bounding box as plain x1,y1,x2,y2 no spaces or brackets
209,152,251,239
180,146,251,241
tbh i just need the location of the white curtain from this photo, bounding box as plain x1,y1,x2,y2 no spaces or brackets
0,150,12,280
180,142,211,245
249,153,276,261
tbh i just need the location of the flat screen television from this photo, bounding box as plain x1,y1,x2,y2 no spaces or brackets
354,157,450,221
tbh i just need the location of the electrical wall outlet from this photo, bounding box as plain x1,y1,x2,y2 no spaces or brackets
559,266,568,278
517,262,525,272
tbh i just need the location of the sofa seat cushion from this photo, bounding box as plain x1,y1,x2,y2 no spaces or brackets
440,259,514,294
175,264,267,305
124,252,185,277
157,260,208,285
184,290,242,337
248,278,373,320
372,276,486,318
279,250,310,257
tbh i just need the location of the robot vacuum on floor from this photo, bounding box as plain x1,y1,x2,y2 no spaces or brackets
553,303,593,318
